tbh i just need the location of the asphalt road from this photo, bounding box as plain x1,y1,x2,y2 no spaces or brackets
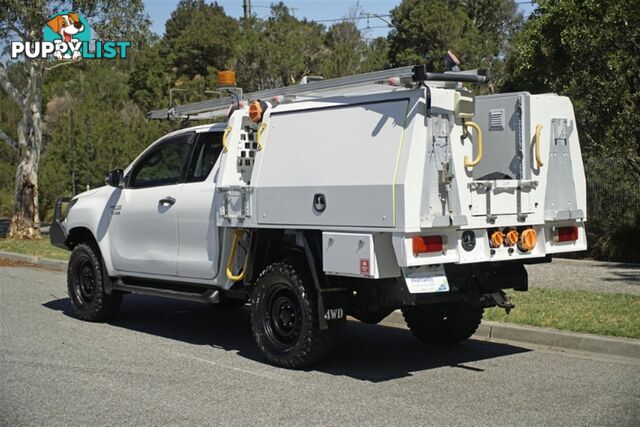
1,266,639,426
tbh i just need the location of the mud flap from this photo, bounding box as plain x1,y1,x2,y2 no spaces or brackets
320,288,349,328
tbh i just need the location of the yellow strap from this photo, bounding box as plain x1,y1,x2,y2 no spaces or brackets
534,124,544,168
225,229,247,281
222,126,232,152
463,121,483,168
256,122,268,151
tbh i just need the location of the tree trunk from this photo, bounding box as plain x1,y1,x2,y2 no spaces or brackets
9,61,43,240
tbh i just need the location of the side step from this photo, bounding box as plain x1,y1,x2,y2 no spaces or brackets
113,279,220,304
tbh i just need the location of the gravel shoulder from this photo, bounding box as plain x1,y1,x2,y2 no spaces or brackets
527,258,640,295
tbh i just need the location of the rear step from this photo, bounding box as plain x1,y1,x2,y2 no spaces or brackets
113,279,220,304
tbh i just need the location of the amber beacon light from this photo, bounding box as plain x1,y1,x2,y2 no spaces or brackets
217,70,236,87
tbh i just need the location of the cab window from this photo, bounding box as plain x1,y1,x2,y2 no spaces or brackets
185,132,223,183
129,133,192,188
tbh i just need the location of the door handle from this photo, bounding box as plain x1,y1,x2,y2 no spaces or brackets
158,197,176,207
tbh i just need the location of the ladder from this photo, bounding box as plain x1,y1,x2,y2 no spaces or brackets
147,65,488,120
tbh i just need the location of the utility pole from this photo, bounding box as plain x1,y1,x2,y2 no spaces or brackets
70,111,76,197
85,117,91,191
243,0,252,19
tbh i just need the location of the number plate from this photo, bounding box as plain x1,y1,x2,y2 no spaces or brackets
404,265,449,294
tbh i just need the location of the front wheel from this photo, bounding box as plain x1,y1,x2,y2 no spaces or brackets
67,243,122,322
402,301,483,345
250,261,333,368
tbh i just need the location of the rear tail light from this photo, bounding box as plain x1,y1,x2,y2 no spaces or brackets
412,235,444,254
489,230,505,248
505,229,519,247
518,228,537,252
554,226,579,242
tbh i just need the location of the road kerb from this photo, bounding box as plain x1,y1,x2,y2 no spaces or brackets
382,310,640,360
0,251,67,271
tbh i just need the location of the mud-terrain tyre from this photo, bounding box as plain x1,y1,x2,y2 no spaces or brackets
250,261,333,368
402,302,483,345
67,243,122,322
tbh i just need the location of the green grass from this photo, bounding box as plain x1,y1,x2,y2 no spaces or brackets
485,288,640,339
0,238,70,260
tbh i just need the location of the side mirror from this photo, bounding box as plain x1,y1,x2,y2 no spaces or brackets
105,169,124,188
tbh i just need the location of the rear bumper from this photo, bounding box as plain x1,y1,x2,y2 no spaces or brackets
49,197,71,250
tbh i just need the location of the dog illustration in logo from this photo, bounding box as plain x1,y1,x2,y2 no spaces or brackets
46,12,84,60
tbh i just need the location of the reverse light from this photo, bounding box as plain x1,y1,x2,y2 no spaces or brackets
412,235,444,254
554,226,579,242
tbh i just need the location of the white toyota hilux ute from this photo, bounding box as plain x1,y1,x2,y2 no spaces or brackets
51,65,587,368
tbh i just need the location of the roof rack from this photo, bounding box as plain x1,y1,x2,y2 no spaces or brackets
147,65,489,121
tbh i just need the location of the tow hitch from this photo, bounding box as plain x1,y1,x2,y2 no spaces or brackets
478,290,514,314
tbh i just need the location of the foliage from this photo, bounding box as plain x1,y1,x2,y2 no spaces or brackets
164,0,239,79
485,288,640,339
501,0,640,261
388,0,521,81
320,21,367,78
501,0,640,170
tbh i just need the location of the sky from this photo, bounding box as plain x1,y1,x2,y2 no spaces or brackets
143,0,537,40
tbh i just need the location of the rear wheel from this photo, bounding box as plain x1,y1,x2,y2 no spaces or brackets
67,243,121,322
250,261,333,368
402,301,483,345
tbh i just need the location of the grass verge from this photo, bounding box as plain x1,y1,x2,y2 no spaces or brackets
485,288,640,339
0,238,69,261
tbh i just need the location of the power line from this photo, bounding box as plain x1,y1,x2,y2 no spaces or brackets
314,14,392,23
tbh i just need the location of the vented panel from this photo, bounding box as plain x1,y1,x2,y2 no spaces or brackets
489,109,505,131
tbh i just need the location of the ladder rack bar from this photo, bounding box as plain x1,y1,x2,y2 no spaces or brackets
147,65,488,120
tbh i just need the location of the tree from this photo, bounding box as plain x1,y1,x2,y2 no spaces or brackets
501,0,640,173
260,3,326,87
388,0,521,84
388,0,483,70
362,37,390,73
320,21,367,78
164,0,239,79
0,0,149,238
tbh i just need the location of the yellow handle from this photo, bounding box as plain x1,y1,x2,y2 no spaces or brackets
256,122,267,151
463,121,483,167
226,229,248,281
534,124,543,168
222,126,232,152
